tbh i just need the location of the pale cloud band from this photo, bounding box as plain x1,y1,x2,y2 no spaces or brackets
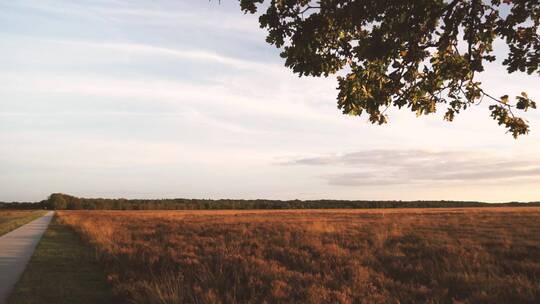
284,150,540,187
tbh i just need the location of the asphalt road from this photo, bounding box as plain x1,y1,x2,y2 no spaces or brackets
0,212,54,304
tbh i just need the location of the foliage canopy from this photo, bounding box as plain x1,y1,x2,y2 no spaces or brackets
240,0,539,137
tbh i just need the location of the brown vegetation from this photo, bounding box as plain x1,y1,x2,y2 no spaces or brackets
58,208,540,304
0,210,46,236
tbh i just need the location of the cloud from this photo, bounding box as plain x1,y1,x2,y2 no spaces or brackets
2,0,263,35
283,150,540,186
0,36,280,72
65,40,282,72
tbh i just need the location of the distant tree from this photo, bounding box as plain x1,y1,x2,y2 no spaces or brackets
48,193,68,210
67,196,82,210
28,193,538,210
240,0,539,137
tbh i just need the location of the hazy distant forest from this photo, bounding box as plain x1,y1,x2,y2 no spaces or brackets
1,193,539,210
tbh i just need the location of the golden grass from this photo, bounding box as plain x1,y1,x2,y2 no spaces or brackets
58,208,540,303
0,210,47,236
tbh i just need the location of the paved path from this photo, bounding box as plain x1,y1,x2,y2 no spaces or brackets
0,212,54,304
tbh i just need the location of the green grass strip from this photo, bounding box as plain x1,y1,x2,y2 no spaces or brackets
7,215,116,304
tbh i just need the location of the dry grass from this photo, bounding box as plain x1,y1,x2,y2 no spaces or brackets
58,208,540,304
0,210,47,236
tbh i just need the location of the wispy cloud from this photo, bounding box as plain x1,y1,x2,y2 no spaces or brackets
63,40,282,72
1,36,281,72
284,150,540,186
0,1,263,35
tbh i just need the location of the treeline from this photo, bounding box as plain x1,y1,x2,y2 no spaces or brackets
0,201,49,210
1,193,539,210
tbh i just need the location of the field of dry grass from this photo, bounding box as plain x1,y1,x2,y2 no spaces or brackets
0,210,47,236
58,208,540,304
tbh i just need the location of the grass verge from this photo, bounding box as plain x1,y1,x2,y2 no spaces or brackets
0,210,47,236
7,214,116,304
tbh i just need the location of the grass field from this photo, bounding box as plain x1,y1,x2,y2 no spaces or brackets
55,207,540,304
0,210,47,236
7,215,115,304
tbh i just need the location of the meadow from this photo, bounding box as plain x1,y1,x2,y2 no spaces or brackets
0,210,47,236
57,208,540,304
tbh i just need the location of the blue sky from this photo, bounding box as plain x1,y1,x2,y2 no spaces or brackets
1,0,539,202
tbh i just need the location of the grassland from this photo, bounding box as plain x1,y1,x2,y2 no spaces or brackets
57,208,540,304
7,215,115,304
0,210,47,236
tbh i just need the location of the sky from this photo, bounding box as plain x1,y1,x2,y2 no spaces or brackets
1,0,539,203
